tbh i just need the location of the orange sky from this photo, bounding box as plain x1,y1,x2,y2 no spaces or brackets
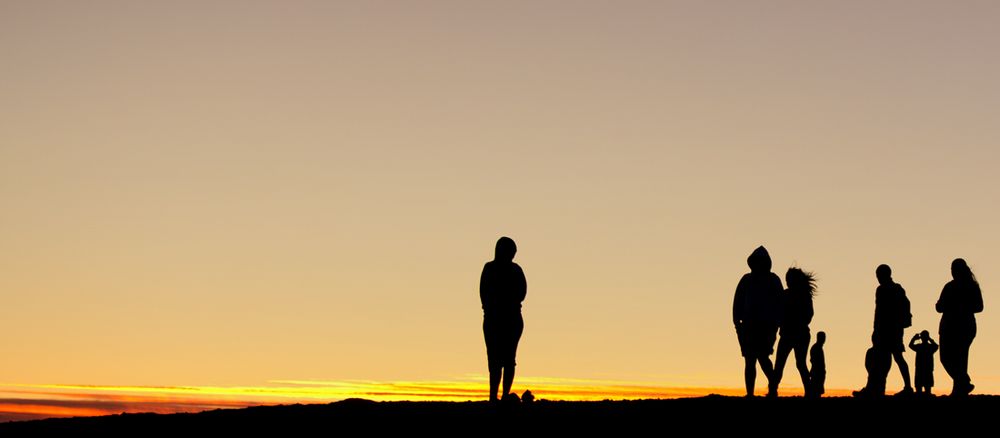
2,0,999,423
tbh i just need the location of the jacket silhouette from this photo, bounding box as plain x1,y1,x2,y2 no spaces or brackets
480,236,527,402
733,246,782,396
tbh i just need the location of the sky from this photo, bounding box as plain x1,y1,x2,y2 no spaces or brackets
2,0,999,421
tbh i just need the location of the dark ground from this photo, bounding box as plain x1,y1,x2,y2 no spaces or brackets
0,395,994,435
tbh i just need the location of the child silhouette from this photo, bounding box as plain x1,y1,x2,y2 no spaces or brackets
808,331,826,398
909,330,939,396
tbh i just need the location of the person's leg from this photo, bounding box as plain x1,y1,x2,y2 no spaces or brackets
484,318,501,402
873,348,890,395
501,366,515,398
771,338,792,394
892,351,912,392
759,356,775,396
938,333,958,394
744,357,756,396
957,334,973,394
501,316,524,398
793,342,810,392
489,366,501,402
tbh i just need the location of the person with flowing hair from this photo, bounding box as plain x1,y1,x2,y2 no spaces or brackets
771,267,816,397
936,258,984,397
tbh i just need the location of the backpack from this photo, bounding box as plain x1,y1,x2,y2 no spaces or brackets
899,289,912,328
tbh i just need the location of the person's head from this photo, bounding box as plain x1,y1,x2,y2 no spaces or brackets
920,330,930,341
786,267,817,297
495,236,517,262
816,331,826,345
876,264,893,285
951,258,977,283
747,246,772,273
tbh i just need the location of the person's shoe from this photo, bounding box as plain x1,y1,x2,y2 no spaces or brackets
894,387,914,397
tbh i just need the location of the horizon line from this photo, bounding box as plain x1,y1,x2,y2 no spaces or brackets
1,377,856,422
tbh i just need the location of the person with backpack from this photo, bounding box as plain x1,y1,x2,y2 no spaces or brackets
871,264,914,396
856,264,914,397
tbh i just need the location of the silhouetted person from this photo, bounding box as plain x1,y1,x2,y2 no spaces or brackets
772,267,816,396
909,330,938,396
480,237,527,403
936,258,983,397
854,264,912,397
733,246,782,397
855,345,891,397
808,331,826,398
871,264,913,396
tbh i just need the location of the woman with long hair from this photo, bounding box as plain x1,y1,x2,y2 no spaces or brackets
936,258,984,396
771,267,816,397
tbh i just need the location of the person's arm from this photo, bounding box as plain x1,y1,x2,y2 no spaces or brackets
733,277,746,326
479,263,490,311
908,336,919,350
806,295,815,325
971,284,984,314
936,284,949,313
514,264,527,303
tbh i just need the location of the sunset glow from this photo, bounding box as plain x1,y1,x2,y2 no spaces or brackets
2,1,999,426
0,378,853,421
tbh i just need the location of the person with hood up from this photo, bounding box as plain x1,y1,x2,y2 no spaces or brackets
733,246,783,397
480,236,527,402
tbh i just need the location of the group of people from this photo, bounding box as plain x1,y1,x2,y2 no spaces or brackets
734,246,985,398
477,237,985,402
853,259,984,397
733,246,826,398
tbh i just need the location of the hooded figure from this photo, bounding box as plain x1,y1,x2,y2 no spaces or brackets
733,246,783,396
480,236,527,402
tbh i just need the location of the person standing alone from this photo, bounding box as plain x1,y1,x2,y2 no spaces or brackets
480,237,527,402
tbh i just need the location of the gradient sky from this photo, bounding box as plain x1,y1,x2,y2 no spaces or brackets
2,0,1000,419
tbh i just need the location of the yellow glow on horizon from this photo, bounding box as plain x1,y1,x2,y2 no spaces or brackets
0,377,855,420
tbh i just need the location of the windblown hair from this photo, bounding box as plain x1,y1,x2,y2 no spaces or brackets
786,267,818,297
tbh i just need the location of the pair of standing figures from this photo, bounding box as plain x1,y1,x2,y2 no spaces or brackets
733,246,823,397
735,246,984,398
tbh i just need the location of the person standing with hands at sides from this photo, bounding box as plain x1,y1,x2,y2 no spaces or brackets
480,237,527,403
809,331,826,398
771,267,816,397
872,264,914,396
733,246,783,397
937,258,983,397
